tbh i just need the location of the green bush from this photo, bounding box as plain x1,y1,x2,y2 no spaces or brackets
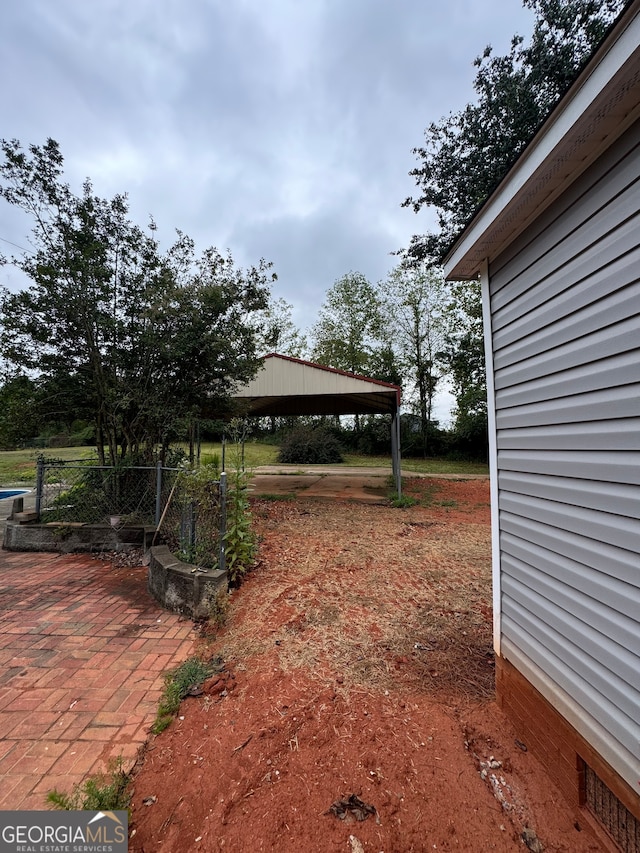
278,426,343,465
47,757,130,811
224,464,257,586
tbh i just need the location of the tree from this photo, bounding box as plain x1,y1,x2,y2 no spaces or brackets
379,263,448,454
311,272,384,377
404,0,625,264
400,0,624,460
0,373,41,449
0,138,275,465
311,271,397,434
440,279,488,458
252,296,308,358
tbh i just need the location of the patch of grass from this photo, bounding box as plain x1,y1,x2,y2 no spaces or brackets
0,447,95,484
343,453,488,475
437,499,458,508
152,656,221,734
400,480,444,507
47,756,130,811
255,492,297,502
183,441,279,468
389,493,419,508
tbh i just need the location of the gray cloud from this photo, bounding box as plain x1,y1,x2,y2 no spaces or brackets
1,0,534,324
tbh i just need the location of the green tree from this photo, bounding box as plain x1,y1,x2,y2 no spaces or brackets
440,280,488,458
401,0,623,460
252,296,308,358
311,272,384,377
0,373,40,449
311,271,395,435
0,138,275,464
379,263,448,454
404,0,624,263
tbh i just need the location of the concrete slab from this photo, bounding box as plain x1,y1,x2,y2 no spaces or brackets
248,465,487,503
249,469,391,503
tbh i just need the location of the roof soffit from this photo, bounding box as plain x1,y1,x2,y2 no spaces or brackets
444,2,640,280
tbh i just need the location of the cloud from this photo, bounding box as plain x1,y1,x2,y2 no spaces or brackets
1,0,535,419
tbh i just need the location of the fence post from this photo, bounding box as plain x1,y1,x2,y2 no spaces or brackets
155,461,163,526
219,472,227,574
35,457,45,518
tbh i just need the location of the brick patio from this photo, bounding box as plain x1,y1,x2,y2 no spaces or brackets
0,549,196,809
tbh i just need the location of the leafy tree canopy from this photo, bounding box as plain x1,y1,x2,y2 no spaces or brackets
311,271,385,377
0,138,276,464
378,263,448,449
404,0,625,264
252,296,308,359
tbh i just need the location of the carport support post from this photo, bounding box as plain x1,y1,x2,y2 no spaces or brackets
391,409,401,498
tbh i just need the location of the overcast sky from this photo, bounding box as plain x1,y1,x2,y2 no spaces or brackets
1,0,535,419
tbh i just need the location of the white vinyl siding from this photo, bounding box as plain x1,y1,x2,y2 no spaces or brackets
488,119,640,790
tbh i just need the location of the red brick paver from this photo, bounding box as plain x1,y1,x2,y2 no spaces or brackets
0,550,196,810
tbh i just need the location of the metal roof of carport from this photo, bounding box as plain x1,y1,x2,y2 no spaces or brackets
233,353,403,494
233,353,401,416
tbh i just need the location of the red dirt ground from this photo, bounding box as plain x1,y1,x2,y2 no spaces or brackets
129,478,606,853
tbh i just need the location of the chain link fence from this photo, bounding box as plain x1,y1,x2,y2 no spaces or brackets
35,459,226,571
35,459,177,525
156,471,227,571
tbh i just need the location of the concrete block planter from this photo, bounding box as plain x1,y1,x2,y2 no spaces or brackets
2,519,155,553
147,545,227,620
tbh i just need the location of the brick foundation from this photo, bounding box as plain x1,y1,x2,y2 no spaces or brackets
496,656,640,825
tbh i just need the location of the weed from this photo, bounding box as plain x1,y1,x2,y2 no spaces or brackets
51,524,73,541
47,756,130,811
389,493,419,508
172,462,223,570
438,499,458,508
223,423,257,586
152,656,220,734
209,588,230,629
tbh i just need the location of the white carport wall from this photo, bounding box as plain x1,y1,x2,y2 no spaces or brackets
233,354,403,496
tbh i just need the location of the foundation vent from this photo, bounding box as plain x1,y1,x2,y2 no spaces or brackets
584,764,639,852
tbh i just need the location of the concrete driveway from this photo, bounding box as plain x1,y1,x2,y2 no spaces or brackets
0,549,196,810
249,466,392,502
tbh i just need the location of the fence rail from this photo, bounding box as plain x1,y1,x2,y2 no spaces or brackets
35,459,226,571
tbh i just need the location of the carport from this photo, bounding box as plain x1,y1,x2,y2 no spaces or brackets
233,354,403,495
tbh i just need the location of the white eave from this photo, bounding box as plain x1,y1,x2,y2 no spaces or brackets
444,0,640,281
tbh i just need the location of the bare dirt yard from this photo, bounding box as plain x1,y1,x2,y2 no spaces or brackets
129,478,605,853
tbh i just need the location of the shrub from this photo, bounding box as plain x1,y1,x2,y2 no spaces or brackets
224,464,257,586
47,756,130,811
278,426,343,465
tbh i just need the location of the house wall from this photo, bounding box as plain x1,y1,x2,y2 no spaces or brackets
487,117,640,804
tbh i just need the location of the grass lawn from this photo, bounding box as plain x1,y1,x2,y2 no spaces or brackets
198,443,487,475
0,447,97,484
341,453,488,475
0,442,487,484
